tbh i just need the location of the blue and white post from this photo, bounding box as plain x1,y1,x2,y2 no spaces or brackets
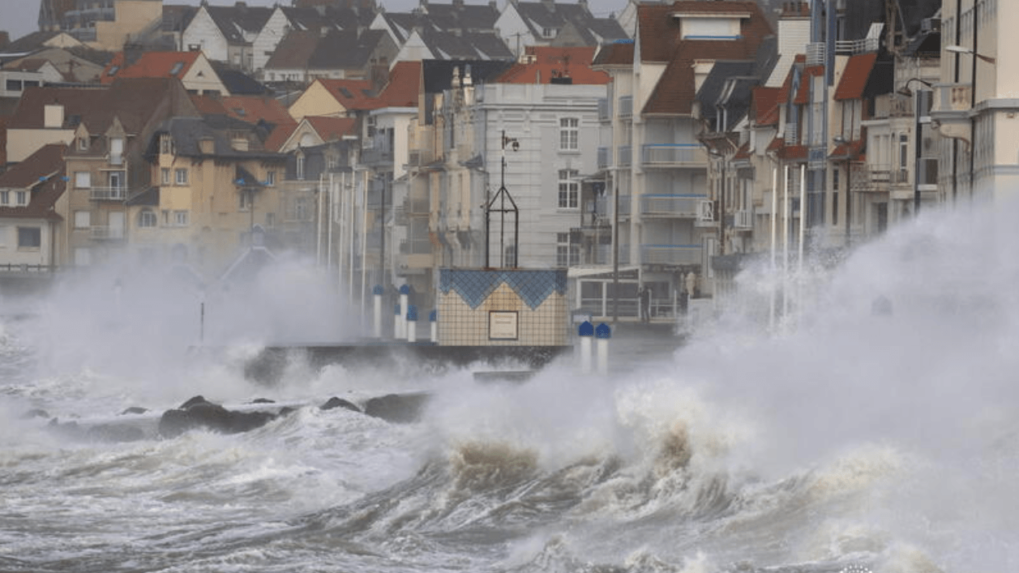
393,303,401,341
398,285,411,340
429,310,438,343
406,305,418,343
595,323,612,376
372,285,384,339
578,321,594,374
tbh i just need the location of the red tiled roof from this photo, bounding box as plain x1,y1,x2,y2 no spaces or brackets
834,52,878,101
496,46,610,85
306,116,356,142
752,86,781,126
103,51,202,84
222,96,293,125
734,141,751,160
318,78,384,111
0,143,66,220
379,61,420,108
777,144,807,161
829,138,865,159
794,65,823,105
263,121,298,152
766,137,785,153
190,94,228,116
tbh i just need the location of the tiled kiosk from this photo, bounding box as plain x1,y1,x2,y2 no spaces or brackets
436,268,569,346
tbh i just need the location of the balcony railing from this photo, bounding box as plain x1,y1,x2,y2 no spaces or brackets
618,145,631,167
361,145,394,166
597,98,610,122
931,83,972,115
640,194,707,218
806,42,826,66
835,37,879,55
733,210,753,229
597,147,609,170
851,164,898,192
618,96,633,120
90,186,127,201
641,144,706,167
91,226,125,240
640,244,701,266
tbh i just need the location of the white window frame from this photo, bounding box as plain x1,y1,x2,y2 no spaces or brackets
557,169,579,210
74,210,91,229
174,210,189,227
559,117,579,151
0,191,7,205
161,168,171,185
139,209,157,228
75,171,91,189
175,168,188,185
15,191,27,206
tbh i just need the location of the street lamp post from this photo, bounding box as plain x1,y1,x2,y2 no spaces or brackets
898,78,933,215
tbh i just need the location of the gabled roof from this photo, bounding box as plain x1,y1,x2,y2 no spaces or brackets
7,86,108,130
421,59,514,94
416,28,511,61
306,116,357,141
793,65,823,105
643,40,763,116
592,40,634,67
638,1,771,63
205,4,274,44
262,121,299,152
0,143,66,220
308,29,388,71
161,4,199,33
153,116,283,160
103,51,202,84
265,30,320,70
496,46,609,85
380,12,434,44
424,2,500,32
834,52,878,101
751,86,781,126
379,61,421,107
210,61,267,95
192,94,292,127
316,78,383,111
515,1,593,38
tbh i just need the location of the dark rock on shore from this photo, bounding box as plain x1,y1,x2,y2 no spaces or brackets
320,397,360,413
363,393,430,424
158,396,289,438
120,407,148,415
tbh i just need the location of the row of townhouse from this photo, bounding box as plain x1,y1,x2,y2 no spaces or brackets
31,0,628,77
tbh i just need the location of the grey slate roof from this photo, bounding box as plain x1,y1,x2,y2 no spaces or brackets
308,29,389,70
210,61,267,95
151,116,283,160
424,2,500,32
205,5,274,45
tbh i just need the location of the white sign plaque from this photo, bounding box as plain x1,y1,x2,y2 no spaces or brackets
488,311,519,340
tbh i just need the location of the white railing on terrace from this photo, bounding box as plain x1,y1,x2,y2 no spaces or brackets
835,37,879,55
640,244,701,266
640,194,707,218
641,144,706,166
91,226,125,240
90,186,127,201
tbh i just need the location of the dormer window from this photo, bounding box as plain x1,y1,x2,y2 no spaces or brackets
109,137,124,165
77,137,88,151
170,62,185,76
542,27,559,38
159,134,174,156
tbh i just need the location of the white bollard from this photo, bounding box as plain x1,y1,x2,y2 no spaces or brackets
430,310,438,343
372,285,383,339
398,285,410,340
578,321,594,374
393,303,401,340
595,323,611,376
406,305,417,343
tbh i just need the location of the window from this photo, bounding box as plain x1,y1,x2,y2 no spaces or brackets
78,137,88,151
265,171,275,186
239,190,253,211
159,134,173,155
559,117,579,151
6,79,22,92
75,171,91,188
556,232,579,267
108,171,124,189
175,168,188,185
832,192,839,226
174,210,189,227
139,209,157,228
558,169,579,209
0,191,7,205
0,225,6,247
15,191,27,206
74,211,91,228
296,154,305,180
899,134,909,182
504,245,517,268
17,227,41,249
833,167,840,191
109,137,124,165
161,168,171,185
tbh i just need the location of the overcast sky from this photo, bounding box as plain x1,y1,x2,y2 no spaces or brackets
2,0,629,45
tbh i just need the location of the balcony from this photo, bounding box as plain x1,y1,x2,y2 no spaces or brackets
90,186,127,201
91,226,125,240
597,147,609,170
618,96,633,120
618,145,631,167
639,194,708,219
361,144,394,166
641,144,707,168
806,42,826,66
851,163,904,192
597,98,611,122
640,244,701,266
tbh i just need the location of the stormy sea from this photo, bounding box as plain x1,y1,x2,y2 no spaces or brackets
2,201,1018,573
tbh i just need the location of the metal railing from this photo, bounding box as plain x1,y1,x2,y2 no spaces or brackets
641,144,706,167
640,244,701,266
91,226,125,240
597,147,609,169
597,98,611,122
835,37,879,55
618,96,633,120
618,145,632,167
806,42,826,66
90,186,127,201
640,194,707,218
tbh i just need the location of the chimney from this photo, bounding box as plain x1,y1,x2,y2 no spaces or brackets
199,136,215,155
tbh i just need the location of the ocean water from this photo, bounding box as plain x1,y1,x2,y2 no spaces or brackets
2,203,1018,573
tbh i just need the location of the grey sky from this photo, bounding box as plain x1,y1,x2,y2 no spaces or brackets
2,0,631,45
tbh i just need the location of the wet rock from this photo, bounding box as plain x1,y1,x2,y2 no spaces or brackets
250,398,275,404
22,408,49,420
363,393,430,424
120,407,148,415
320,397,360,413
158,397,282,439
